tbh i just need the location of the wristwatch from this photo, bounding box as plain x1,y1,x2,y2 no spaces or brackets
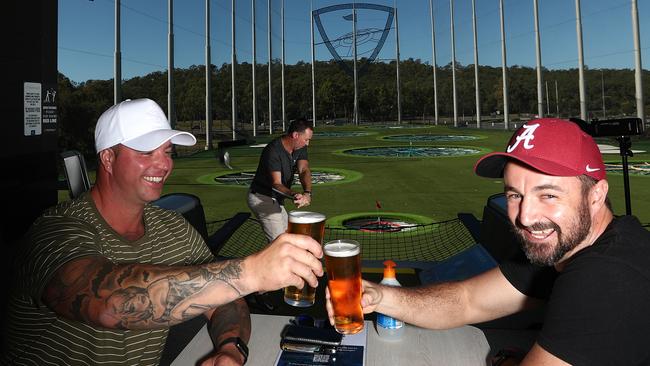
217,337,249,364
303,190,312,196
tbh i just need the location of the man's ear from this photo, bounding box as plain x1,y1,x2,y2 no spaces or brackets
98,148,116,174
590,179,609,209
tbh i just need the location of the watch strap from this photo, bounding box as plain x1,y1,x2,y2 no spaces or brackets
217,337,249,364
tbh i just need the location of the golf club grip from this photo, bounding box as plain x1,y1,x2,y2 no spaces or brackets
272,187,296,200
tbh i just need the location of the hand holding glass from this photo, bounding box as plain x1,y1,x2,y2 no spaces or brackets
324,239,364,334
284,211,326,307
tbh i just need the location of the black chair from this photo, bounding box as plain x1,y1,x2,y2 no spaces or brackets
152,193,209,241
60,150,91,199
479,193,522,263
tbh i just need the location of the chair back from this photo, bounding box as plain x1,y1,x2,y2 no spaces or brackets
480,193,522,262
152,193,209,240
61,150,91,199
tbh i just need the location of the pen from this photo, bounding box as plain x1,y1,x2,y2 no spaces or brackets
281,341,337,354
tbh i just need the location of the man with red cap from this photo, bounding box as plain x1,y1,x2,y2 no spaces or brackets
326,118,650,365
4,99,324,365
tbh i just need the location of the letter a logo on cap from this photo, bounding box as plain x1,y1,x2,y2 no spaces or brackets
507,123,540,153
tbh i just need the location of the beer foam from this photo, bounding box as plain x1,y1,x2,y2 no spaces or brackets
288,211,326,224
324,241,360,257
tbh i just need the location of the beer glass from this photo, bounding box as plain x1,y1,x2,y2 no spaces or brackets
283,211,326,307
324,239,364,335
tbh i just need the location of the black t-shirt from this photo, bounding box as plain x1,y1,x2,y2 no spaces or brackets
500,216,650,365
250,137,308,202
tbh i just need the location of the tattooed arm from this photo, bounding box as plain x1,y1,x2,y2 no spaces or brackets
42,232,323,330
199,299,251,366
43,255,247,329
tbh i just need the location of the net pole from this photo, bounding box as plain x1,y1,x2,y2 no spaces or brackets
429,0,438,125
534,0,544,118
168,0,176,129
231,0,237,141
450,0,458,127
205,0,213,149
353,3,359,126
395,4,402,124
575,0,587,121
310,0,317,127
471,0,480,128
499,0,509,129
252,0,258,137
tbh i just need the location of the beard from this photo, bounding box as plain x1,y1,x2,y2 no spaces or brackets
512,198,592,266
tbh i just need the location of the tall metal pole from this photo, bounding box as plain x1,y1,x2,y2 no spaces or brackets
205,0,212,150
281,0,286,131
268,0,273,134
353,4,359,126
545,80,550,116
114,0,121,104
632,0,645,122
555,80,559,116
601,70,606,118
450,0,458,127
533,0,544,118
499,0,509,129
395,5,402,124
429,0,438,125
575,0,587,121
310,0,316,127
471,0,480,128
252,0,257,137
168,0,175,128
231,0,237,140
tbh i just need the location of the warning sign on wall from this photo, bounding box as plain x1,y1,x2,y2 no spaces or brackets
24,82,42,136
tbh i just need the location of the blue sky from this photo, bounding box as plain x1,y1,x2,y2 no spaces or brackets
59,0,649,83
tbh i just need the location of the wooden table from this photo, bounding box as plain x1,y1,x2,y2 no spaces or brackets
171,314,491,366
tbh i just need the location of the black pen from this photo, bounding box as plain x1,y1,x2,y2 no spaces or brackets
281,341,337,354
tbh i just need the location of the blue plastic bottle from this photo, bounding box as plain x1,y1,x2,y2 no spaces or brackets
376,260,404,340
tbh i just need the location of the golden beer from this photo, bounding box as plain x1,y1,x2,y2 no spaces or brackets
283,211,326,307
324,239,364,335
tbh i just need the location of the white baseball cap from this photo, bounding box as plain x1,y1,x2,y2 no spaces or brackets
94,98,196,153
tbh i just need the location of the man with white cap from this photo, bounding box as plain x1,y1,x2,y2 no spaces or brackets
4,99,324,365
326,118,650,365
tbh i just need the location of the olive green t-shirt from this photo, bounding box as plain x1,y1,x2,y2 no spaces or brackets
3,193,214,365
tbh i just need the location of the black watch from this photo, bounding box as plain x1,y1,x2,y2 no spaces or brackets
217,337,249,364
303,190,312,196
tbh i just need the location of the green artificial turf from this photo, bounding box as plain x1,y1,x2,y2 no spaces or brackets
163,125,650,226
59,125,650,226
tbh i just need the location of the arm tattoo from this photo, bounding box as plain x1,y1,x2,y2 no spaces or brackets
46,257,248,330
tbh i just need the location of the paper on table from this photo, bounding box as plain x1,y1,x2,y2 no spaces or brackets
274,324,368,366
340,326,368,347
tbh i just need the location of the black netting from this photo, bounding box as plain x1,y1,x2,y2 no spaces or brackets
207,216,476,262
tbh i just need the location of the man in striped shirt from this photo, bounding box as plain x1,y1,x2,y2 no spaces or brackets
3,99,324,365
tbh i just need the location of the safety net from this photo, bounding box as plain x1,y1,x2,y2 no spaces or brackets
207,216,476,262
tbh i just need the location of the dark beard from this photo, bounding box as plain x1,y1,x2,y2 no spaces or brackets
512,199,592,266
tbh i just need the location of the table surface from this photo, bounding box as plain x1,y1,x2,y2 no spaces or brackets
171,314,491,366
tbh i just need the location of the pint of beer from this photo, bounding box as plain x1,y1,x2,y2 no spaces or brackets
283,211,326,307
324,239,364,335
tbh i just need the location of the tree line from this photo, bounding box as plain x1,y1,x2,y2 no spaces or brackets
57,59,650,155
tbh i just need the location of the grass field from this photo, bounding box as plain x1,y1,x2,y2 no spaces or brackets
62,124,650,226
156,124,650,226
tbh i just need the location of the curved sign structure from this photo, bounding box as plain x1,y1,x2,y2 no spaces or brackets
313,3,394,77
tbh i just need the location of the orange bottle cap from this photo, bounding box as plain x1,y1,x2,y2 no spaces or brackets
383,260,396,278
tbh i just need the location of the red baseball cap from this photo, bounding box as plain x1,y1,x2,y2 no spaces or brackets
474,118,606,181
